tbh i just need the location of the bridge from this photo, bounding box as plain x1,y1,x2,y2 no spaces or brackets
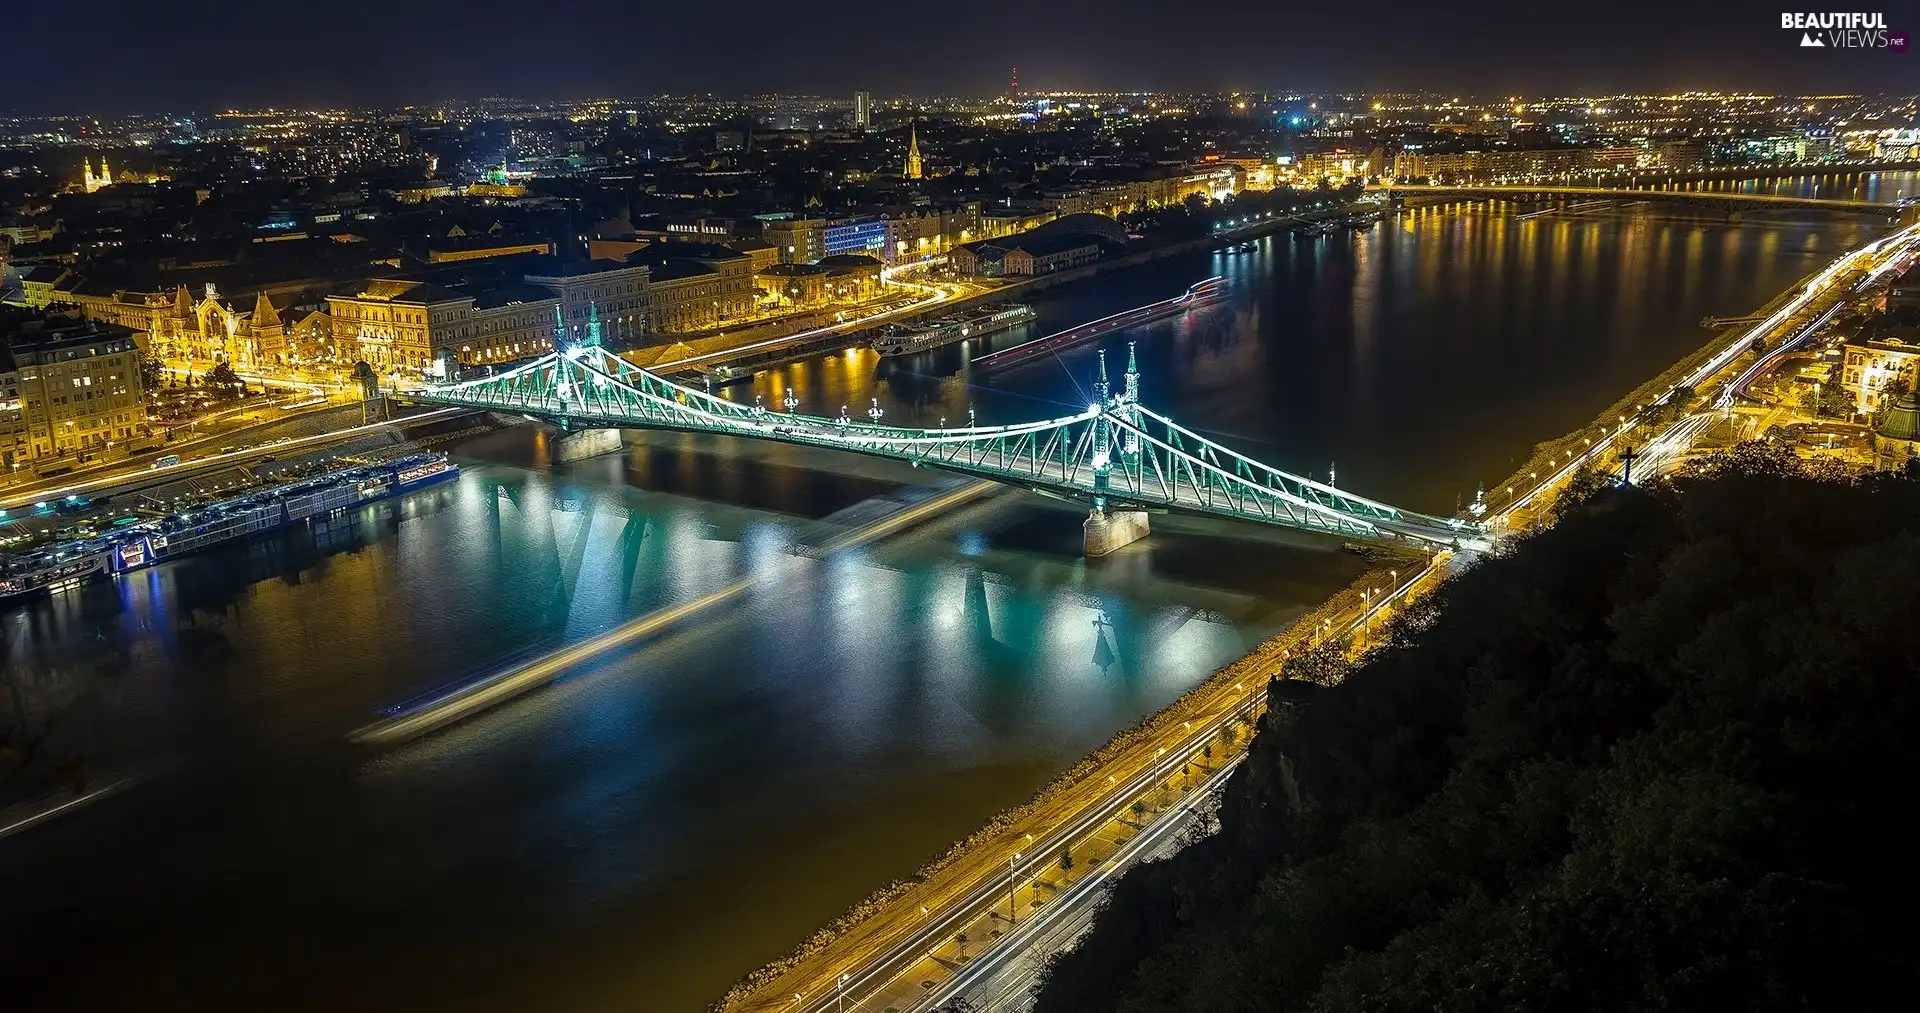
1373,183,1903,218
407,331,1481,555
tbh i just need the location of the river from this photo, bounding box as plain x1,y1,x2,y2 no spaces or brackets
0,195,1892,1012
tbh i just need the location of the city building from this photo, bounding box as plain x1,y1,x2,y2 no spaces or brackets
854,91,873,131
523,257,651,349
415,233,554,264
1842,336,1920,414
327,279,560,373
1,310,146,468
17,266,70,309
755,254,884,309
823,216,889,259
950,214,1124,277
622,242,756,335
763,218,827,264
1391,147,1594,182
728,238,780,275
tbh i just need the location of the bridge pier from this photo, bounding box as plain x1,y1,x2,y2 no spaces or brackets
551,426,624,463
1084,507,1150,556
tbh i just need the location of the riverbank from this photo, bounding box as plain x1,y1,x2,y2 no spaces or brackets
629,203,1363,378
1484,254,1841,528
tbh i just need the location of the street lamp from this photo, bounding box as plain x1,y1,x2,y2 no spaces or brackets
1008,852,1022,925
837,972,851,1013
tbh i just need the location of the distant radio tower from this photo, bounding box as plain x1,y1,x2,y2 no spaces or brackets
1009,66,1019,97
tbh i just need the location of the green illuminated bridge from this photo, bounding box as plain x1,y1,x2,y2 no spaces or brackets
408,341,1485,552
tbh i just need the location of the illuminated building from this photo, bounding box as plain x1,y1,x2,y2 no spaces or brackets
624,243,755,334
854,91,873,131
67,283,292,368
728,239,780,275
1880,129,1920,161
17,266,71,309
904,122,923,180
523,258,651,349
1873,389,1920,468
763,217,827,264
755,255,883,309
417,233,554,264
327,279,559,374
1,312,146,466
951,214,1124,277
824,217,888,258
1292,150,1374,183
82,156,112,193
1843,337,1920,415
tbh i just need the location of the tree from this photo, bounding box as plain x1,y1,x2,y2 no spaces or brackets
1550,464,1612,523
1280,639,1349,686
1800,380,1850,418
1684,438,1804,480
1059,845,1074,874
138,356,165,393
203,362,244,400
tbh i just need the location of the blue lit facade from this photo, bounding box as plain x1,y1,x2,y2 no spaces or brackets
824,218,887,257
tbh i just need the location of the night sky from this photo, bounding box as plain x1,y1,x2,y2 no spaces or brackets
2,0,1916,112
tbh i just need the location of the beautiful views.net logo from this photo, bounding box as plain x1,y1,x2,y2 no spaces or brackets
1781,12,1907,49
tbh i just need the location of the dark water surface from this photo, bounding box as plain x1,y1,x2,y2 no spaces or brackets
0,200,1886,1012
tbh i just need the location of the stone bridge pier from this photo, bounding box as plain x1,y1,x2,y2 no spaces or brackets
1084,506,1150,556
552,426,624,463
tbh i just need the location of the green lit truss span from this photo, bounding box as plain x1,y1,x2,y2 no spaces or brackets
413,346,1481,547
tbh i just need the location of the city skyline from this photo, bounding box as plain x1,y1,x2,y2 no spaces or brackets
2,0,1915,113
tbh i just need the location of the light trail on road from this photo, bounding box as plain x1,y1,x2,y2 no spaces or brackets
1509,220,1920,515
656,260,970,371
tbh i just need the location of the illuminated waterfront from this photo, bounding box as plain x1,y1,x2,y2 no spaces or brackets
0,201,1888,1012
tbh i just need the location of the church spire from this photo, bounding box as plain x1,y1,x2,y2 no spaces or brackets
251,290,281,329
904,121,924,180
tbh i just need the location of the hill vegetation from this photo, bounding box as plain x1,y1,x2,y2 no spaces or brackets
1034,445,1920,1012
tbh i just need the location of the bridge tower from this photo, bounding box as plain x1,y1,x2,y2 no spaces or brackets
1083,349,1150,557
548,302,625,462
1091,350,1112,501
1120,342,1142,463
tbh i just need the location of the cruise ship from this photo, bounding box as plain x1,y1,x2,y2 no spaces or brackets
971,277,1229,371
871,303,1036,356
0,453,459,604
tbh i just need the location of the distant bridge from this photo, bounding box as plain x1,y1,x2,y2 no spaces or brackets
408,340,1483,553
1373,183,1902,217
